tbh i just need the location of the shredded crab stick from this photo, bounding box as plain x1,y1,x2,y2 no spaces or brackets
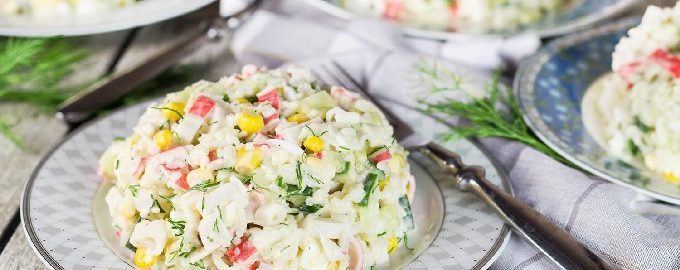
175,95,215,143
369,146,392,164
99,65,415,269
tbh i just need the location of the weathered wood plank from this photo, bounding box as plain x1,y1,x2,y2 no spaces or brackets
0,230,48,270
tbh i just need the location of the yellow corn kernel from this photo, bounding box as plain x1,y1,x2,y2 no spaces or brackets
303,136,324,153
134,247,158,269
378,176,390,191
237,98,250,104
237,111,264,133
160,102,185,122
663,172,680,184
153,130,175,151
235,147,263,174
287,113,309,123
387,236,399,253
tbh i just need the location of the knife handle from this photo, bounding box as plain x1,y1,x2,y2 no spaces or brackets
423,142,612,270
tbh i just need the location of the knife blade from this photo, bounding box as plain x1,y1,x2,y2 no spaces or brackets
317,60,614,270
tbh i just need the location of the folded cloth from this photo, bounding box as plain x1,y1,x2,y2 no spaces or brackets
232,1,539,71
231,3,680,270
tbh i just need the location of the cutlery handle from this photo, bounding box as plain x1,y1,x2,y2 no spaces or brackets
423,142,612,270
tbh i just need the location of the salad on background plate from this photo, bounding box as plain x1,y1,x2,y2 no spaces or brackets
305,0,641,38
0,0,134,18
516,3,680,205
583,3,680,185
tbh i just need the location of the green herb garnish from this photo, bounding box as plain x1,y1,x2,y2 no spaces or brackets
190,260,206,269
634,116,654,133
125,241,137,252
245,95,259,103
169,219,186,236
296,204,323,213
417,61,574,167
190,180,219,192
0,118,25,149
151,106,184,120
151,196,165,213
296,160,303,187
337,161,350,175
128,185,140,197
358,173,378,207
398,196,415,230
627,139,640,156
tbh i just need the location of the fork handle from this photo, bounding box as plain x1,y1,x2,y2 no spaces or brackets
423,142,612,270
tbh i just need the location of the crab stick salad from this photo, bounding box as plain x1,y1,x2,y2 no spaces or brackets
341,0,565,32
591,3,680,184
0,0,134,18
99,65,417,270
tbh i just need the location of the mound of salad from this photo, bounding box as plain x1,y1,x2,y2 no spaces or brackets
593,3,680,184
340,0,565,32
99,65,416,270
0,0,134,18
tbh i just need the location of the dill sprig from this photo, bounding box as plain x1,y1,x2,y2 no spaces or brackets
0,117,25,149
416,61,574,167
0,38,86,148
0,38,86,108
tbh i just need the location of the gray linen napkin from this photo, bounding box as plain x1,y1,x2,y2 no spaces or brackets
231,3,680,270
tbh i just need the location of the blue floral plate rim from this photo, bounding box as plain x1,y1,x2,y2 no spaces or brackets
515,17,680,205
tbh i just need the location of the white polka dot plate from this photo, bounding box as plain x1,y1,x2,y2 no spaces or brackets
22,99,511,269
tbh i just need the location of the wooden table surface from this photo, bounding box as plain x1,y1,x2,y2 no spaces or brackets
0,0,671,269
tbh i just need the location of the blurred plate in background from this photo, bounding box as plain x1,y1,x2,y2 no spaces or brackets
304,0,640,40
0,0,215,37
515,17,680,205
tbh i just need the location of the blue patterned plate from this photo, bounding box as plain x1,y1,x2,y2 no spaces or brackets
304,0,640,39
515,17,680,205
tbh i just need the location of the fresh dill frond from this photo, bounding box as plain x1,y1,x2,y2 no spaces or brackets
0,38,86,109
417,61,575,168
0,38,86,148
0,117,25,149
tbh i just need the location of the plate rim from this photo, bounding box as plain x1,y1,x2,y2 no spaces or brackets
514,16,680,206
0,0,215,37
21,97,514,270
301,0,641,39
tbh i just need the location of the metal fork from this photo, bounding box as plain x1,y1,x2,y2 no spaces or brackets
317,60,613,270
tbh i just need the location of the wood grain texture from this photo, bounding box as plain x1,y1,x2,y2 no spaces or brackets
0,230,48,270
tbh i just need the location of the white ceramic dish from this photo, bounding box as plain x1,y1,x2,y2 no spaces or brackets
22,98,512,269
0,0,215,37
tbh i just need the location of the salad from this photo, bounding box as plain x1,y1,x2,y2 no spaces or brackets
588,3,680,184
99,65,416,269
339,0,566,33
0,0,134,18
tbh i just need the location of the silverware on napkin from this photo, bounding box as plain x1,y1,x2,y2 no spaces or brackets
316,61,614,270
57,0,263,125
